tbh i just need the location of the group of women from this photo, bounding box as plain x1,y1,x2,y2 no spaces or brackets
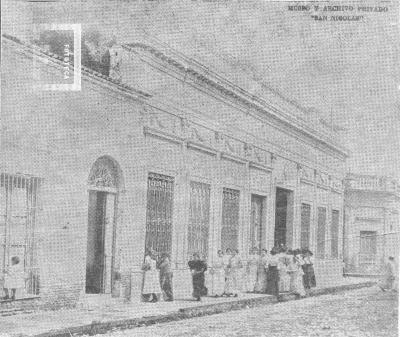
208,247,317,299
141,246,317,303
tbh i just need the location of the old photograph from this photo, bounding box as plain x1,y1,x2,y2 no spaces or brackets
1,0,399,336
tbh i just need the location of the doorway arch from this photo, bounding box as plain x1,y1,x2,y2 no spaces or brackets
85,156,123,294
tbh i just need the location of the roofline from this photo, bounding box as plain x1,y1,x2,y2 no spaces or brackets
123,41,349,158
2,33,348,158
2,34,152,100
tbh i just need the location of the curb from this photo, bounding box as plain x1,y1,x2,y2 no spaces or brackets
28,281,375,337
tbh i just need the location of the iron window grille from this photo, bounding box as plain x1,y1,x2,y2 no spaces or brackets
188,182,210,260
144,173,174,259
0,173,41,296
300,203,311,250
221,188,240,252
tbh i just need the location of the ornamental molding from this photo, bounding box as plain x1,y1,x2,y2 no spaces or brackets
141,106,275,170
88,158,119,190
298,164,314,185
123,41,348,158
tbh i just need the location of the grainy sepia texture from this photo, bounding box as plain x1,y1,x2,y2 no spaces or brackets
1,0,399,336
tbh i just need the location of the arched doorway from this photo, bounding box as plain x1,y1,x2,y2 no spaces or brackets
85,156,122,294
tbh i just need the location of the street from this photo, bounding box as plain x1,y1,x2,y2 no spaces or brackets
95,287,398,337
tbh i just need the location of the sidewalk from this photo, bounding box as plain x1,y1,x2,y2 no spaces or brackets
0,277,376,337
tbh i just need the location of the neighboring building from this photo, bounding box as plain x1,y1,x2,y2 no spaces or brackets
344,174,400,275
1,33,348,309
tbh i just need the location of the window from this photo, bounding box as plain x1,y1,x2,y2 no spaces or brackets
359,231,377,264
331,210,340,258
0,173,40,296
316,207,326,259
250,195,264,251
300,203,311,249
144,173,174,257
188,182,210,259
221,188,240,251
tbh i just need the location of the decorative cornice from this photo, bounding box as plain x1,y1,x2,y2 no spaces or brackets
123,41,349,158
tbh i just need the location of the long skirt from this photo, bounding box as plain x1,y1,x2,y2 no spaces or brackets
192,273,206,298
254,266,267,293
142,270,162,294
160,272,173,300
210,268,225,296
279,267,290,292
266,266,279,297
289,271,306,296
302,264,316,289
225,269,241,294
246,265,258,292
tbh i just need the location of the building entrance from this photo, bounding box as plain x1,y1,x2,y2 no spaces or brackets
274,188,294,248
85,156,121,295
85,191,115,294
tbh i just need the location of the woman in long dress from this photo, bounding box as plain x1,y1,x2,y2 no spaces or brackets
210,250,225,297
287,250,306,298
188,253,208,301
254,249,269,293
266,248,280,298
379,256,396,292
302,249,316,289
278,247,290,292
142,250,162,302
225,249,243,297
223,248,232,296
245,247,259,292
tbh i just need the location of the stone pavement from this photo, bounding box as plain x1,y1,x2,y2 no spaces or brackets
0,277,375,337
105,286,397,337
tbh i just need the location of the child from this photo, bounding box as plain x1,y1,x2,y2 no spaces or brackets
3,256,25,300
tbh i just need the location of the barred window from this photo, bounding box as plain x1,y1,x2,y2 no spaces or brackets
250,195,264,252
145,173,174,258
331,210,340,258
221,188,240,251
0,173,40,296
188,182,210,259
316,207,327,259
300,203,311,250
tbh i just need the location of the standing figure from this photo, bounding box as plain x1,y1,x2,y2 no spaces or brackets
287,250,306,298
231,249,244,296
302,249,317,289
223,248,233,296
245,247,259,292
379,256,396,292
3,256,25,300
254,249,269,293
278,247,290,292
266,248,280,298
188,253,208,301
210,250,225,297
141,250,162,302
158,253,174,301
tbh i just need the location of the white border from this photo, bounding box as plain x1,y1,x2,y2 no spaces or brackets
35,24,81,91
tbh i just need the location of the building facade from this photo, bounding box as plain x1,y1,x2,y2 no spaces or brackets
344,174,400,275
1,34,348,308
